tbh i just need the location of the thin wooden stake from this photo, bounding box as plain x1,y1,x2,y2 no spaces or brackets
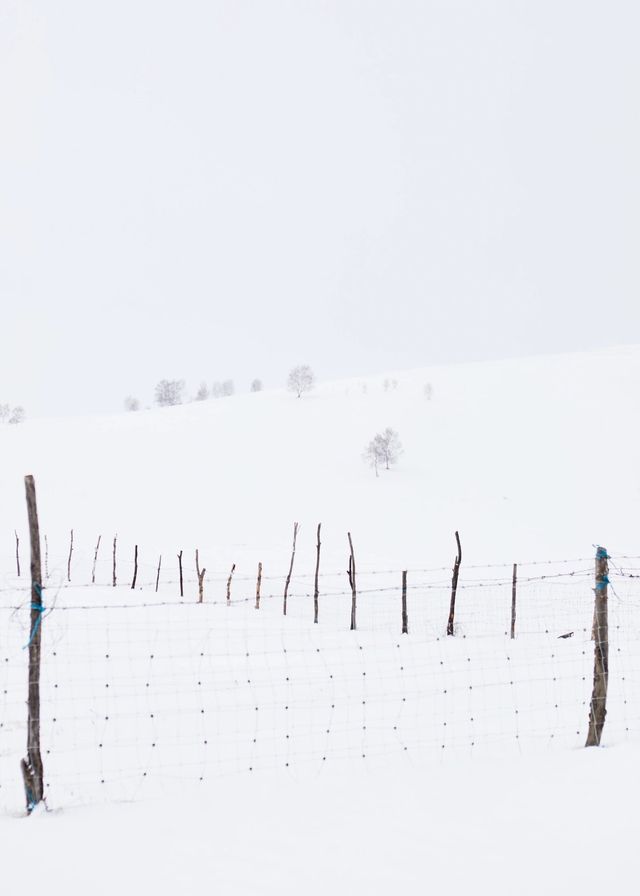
348,532,357,631
112,535,117,587
283,522,299,616
586,546,609,747
21,475,44,812
314,523,321,624
226,563,236,605
510,563,517,639
92,535,101,585
178,550,184,598
155,555,162,593
15,530,20,577
131,545,138,590
401,570,408,634
67,528,74,582
195,549,205,603
255,562,262,609
446,531,462,636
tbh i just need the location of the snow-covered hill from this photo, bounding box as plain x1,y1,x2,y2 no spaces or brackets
2,345,640,580
2,347,640,895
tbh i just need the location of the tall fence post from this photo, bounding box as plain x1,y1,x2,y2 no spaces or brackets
401,570,408,634
21,475,45,813
348,532,357,631
586,546,609,747
314,523,321,624
283,522,299,616
510,563,517,639
446,531,462,636
255,562,262,609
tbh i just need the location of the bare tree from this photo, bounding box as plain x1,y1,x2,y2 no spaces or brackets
8,406,25,425
250,379,263,392
221,380,234,397
155,380,185,407
287,365,315,398
195,382,210,401
363,427,403,475
124,396,140,412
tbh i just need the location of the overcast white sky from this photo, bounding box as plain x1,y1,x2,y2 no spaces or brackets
1,0,638,416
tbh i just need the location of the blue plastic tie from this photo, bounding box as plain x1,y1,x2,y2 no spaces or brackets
595,575,610,592
595,547,610,560
23,584,45,650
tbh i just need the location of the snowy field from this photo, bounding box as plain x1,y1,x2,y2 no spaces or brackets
2,347,640,893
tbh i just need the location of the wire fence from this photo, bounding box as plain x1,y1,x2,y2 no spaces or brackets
1,549,638,814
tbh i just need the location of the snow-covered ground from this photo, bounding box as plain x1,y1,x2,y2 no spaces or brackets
1,347,639,893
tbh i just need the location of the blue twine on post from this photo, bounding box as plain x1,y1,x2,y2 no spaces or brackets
595,575,610,592
23,584,45,650
596,547,610,561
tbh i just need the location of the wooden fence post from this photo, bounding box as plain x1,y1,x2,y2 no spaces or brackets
283,522,299,616
226,564,235,605
15,530,20,577
112,535,117,587
21,475,44,813
255,562,262,609
510,563,517,639
67,528,74,582
314,523,321,624
348,532,357,631
586,546,609,747
131,545,138,590
155,555,162,593
178,550,184,598
446,531,462,636
195,549,205,603
91,535,101,585
401,570,408,634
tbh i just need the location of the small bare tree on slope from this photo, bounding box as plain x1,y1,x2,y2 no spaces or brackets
155,379,185,407
287,365,315,398
363,428,403,477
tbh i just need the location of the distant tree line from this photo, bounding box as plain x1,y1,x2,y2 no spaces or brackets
0,403,25,425
125,366,318,411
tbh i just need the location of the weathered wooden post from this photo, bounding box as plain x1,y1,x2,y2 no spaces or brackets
155,554,162,593
91,535,101,584
112,535,117,587
401,570,408,635
586,546,609,747
446,531,462,636
67,528,74,582
21,475,45,813
178,550,184,598
195,549,205,603
131,545,138,589
510,563,517,639
314,523,321,624
255,562,262,609
283,522,299,616
348,532,357,631
226,563,235,605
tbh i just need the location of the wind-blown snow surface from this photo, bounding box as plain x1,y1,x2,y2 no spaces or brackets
2,347,640,893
